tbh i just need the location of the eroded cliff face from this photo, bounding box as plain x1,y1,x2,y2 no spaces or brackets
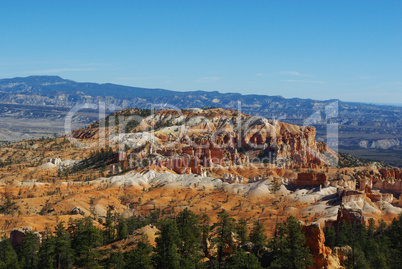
72,109,400,197
294,173,329,188
353,167,402,194
71,108,338,174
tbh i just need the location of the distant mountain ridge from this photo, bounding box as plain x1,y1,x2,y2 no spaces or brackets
0,75,183,98
0,75,401,166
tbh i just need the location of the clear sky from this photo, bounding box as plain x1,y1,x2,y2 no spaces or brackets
0,0,401,104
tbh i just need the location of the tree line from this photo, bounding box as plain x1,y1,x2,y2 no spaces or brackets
325,215,402,269
0,209,401,269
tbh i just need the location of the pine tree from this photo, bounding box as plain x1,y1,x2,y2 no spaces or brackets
344,246,368,269
107,250,125,269
224,249,262,269
54,221,74,269
268,216,313,269
200,213,211,258
385,214,402,269
213,209,236,265
69,217,102,268
18,231,40,269
37,228,55,269
337,222,353,247
236,218,248,246
175,208,202,268
116,216,128,240
249,221,267,258
367,218,376,237
153,219,180,269
0,237,20,269
103,209,115,244
125,234,153,269
342,222,367,269
324,226,336,248
363,238,387,269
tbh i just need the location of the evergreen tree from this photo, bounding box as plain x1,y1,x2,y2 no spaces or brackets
103,209,115,244
324,226,336,248
175,208,202,268
0,237,20,269
341,222,367,269
362,238,388,269
212,210,236,265
125,234,153,269
107,250,125,269
205,258,220,269
69,217,102,268
37,228,55,269
125,215,150,235
116,216,128,240
153,219,180,269
367,218,376,237
235,218,248,245
268,216,313,269
385,214,402,269
54,222,74,269
18,231,40,269
249,221,267,258
200,213,211,258
344,246,368,269
337,222,353,247
224,249,262,269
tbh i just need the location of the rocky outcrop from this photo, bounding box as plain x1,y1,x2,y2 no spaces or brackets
294,173,329,188
336,189,366,204
329,168,402,195
373,178,402,194
341,193,366,205
70,206,85,215
333,246,351,264
302,223,342,269
366,192,394,203
337,206,365,225
9,227,41,249
325,206,365,230
379,168,402,179
48,158,62,166
359,139,400,150
83,109,338,176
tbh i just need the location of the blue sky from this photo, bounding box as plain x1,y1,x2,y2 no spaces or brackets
0,0,401,104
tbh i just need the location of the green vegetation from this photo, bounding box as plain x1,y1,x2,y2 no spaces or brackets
325,215,402,269
1,210,401,268
0,236,19,269
69,147,115,173
124,109,152,133
250,221,267,259
268,216,313,269
338,152,391,169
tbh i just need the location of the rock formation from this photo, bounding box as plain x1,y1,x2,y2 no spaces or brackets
70,206,85,215
294,173,329,188
302,223,343,269
9,227,41,249
72,108,338,177
325,206,365,230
